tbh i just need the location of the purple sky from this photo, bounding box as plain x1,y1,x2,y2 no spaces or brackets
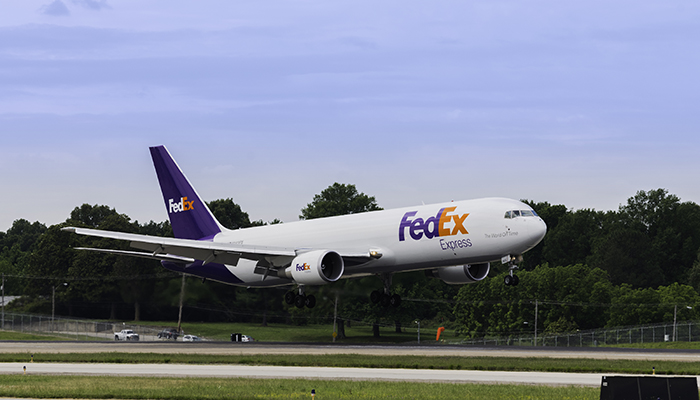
2,1,699,231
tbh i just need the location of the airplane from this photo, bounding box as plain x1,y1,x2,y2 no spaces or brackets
63,145,547,308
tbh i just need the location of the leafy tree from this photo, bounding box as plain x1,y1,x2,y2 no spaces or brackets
453,264,612,338
300,183,382,220
588,227,661,287
616,189,700,285
541,209,607,269
207,199,254,230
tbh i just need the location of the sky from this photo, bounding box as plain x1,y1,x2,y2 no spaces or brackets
1,0,699,231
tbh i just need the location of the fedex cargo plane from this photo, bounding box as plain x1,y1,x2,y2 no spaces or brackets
63,146,547,308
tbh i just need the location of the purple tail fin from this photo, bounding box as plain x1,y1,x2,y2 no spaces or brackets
150,146,223,240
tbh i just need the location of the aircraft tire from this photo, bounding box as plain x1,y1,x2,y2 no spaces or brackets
370,290,381,304
284,291,296,305
390,294,401,308
504,275,513,286
512,275,520,286
294,294,306,309
305,294,316,308
380,293,391,307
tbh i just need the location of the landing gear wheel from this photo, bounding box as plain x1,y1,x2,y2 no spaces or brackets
294,294,306,308
305,294,316,308
370,290,381,304
504,275,513,286
389,294,402,307
380,293,391,307
512,275,520,286
284,291,296,305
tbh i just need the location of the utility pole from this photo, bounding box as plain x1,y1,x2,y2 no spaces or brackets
332,294,338,343
1,273,4,330
534,299,538,346
673,304,677,342
177,273,186,334
51,282,68,332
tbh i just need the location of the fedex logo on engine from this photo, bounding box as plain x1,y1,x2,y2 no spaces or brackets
169,197,194,214
399,207,469,241
296,263,311,272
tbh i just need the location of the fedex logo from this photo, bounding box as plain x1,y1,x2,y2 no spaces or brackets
399,207,469,241
295,263,311,272
169,197,194,214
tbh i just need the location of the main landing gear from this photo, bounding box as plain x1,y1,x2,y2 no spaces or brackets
503,254,523,287
284,286,316,309
370,273,402,307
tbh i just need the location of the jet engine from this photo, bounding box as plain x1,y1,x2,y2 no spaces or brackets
428,263,490,285
282,250,344,285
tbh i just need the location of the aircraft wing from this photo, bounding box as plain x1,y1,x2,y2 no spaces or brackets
62,227,374,267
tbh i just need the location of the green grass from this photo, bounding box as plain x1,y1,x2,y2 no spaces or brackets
1,352,696,375
0,375,598,399
0,331,70,341
140,321,423,343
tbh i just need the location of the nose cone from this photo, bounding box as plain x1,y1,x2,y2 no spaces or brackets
531,217,547,247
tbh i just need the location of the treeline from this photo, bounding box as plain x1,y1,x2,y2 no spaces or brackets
2,187,700,337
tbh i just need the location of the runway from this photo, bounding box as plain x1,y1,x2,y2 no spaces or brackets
0,362,621,386
1,341,699,362
1,342,699,386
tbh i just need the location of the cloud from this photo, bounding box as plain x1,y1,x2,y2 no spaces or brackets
72,0,111,11
39,0,70,16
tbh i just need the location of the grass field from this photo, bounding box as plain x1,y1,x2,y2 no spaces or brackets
0,375,599,400
0,352,693,376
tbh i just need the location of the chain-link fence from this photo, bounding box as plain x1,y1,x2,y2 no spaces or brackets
454,320,700,347
0,312,172,341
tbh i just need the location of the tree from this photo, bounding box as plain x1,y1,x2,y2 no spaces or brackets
207,199,254,230
299,183,382,220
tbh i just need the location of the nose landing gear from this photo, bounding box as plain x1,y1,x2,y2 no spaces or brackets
503,254,522,287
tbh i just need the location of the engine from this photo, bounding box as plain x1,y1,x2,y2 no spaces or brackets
428,263,490,285
282,250,344,285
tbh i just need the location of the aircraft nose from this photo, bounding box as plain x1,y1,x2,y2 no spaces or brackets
531,217,547,245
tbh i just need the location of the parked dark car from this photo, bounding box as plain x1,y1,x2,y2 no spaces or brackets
157,328,179,340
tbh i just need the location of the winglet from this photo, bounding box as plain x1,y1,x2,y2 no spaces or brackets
149,146,224,240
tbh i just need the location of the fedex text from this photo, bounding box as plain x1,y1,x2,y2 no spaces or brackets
169,197,194,214
399,207,469,242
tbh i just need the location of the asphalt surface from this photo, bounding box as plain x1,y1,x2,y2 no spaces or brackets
0,362,622,386
1,341,700,361
1,341,699,386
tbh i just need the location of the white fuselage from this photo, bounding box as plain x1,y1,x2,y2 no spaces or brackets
214,197,546,287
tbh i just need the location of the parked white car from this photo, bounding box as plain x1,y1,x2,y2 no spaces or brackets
114,329,139,341
182,335,202,342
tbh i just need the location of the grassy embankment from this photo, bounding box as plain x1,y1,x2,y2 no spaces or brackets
0,375,599,400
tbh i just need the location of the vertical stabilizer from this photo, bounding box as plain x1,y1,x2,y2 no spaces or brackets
149,146,223,240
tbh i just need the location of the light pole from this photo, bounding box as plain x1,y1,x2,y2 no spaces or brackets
673,305,693,342
414,320,420,344
52,282,68,332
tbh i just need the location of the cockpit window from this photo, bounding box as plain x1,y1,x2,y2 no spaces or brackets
504,209,539,219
